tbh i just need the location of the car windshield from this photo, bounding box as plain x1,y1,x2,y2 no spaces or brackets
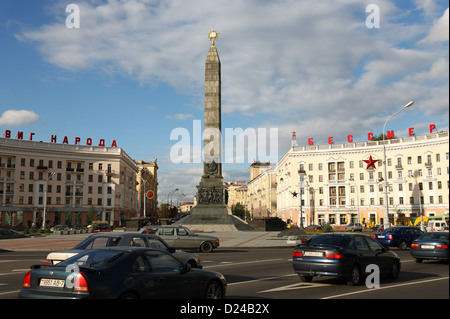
419,233,449,241
59,250,128,268
308,235,348,247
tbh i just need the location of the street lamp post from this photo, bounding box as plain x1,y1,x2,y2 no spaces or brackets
42,172,56,231
168,188,179,206
298,168,306,228
349,177,360,224
382,101,413,230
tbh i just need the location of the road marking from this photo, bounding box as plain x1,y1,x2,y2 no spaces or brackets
259,282,332,293
204,258,283,269
0,270,29,276
228,274,297,286
321,277,449,299
0,290,20,296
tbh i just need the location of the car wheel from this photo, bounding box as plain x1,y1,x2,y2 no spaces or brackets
200,241,213,253
346,265,361,286
398,240,407,250
388,260,400,279
298,275,313,282
415,258,423,263
205,281,223,299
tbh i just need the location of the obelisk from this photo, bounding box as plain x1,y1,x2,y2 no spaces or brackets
175,30,252,231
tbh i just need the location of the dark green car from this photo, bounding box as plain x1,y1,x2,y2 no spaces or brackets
20,247,226,299
140,225,219,253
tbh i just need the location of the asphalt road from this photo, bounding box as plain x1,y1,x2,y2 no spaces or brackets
0,248,448,300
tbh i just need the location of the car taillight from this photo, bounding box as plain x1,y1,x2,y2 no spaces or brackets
371,235,375,239
293,251,303,257
73,272,90,293
411,243,420,248
388,234,393,240
23,270,31,288
437,244,448,249
326,253,343,259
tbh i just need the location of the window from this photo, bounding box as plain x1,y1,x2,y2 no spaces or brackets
349,236,370,251
132,256,149,272
160,228,174,236
144,251,183,273
130,237,146,247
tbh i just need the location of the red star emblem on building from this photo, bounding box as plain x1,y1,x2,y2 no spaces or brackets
363,155,379,170
291,191,298,197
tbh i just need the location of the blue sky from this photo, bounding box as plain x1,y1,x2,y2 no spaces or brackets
1,0,448,204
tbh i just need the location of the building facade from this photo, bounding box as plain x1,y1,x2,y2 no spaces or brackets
136,160,158,219
225,181,248,209
275,130,449,228
247,162,277,219
0,137,139,228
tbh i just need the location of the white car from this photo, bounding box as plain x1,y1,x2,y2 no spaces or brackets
45,233,202,269
427,220,448,232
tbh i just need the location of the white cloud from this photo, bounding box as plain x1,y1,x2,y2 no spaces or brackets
0,110,40,126
419,7,449,43
13,0,449,195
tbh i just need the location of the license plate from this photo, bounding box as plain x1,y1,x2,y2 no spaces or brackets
421,245,435,249
377,235,385,238
304,251,323,257
40,278,65,288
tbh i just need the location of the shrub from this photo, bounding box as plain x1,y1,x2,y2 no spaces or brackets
322,223,333,233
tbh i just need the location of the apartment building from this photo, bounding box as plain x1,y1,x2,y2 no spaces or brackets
247,162,277,218
275,130,449,227
0,137,139,228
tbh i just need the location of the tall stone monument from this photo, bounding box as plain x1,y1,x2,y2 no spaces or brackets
176,30,252,231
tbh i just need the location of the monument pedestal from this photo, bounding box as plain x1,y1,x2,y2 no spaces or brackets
175,174,254,232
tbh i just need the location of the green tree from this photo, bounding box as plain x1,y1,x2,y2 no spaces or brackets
372,133,399,141
231,203,250,220
158,204,178,219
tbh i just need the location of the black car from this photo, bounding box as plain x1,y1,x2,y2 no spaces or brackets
45,233,202,269
0,228,26,239
293,233,400,285
372,226,424,250
410,232,449,263
20,247,226,299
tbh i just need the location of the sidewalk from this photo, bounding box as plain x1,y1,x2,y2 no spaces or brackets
0,231,303,252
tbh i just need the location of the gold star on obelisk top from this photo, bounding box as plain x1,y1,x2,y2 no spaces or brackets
208,29,219,46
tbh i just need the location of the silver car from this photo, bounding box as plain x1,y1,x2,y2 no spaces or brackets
139,225,220,253
45,233,202,268
344,223,363,232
